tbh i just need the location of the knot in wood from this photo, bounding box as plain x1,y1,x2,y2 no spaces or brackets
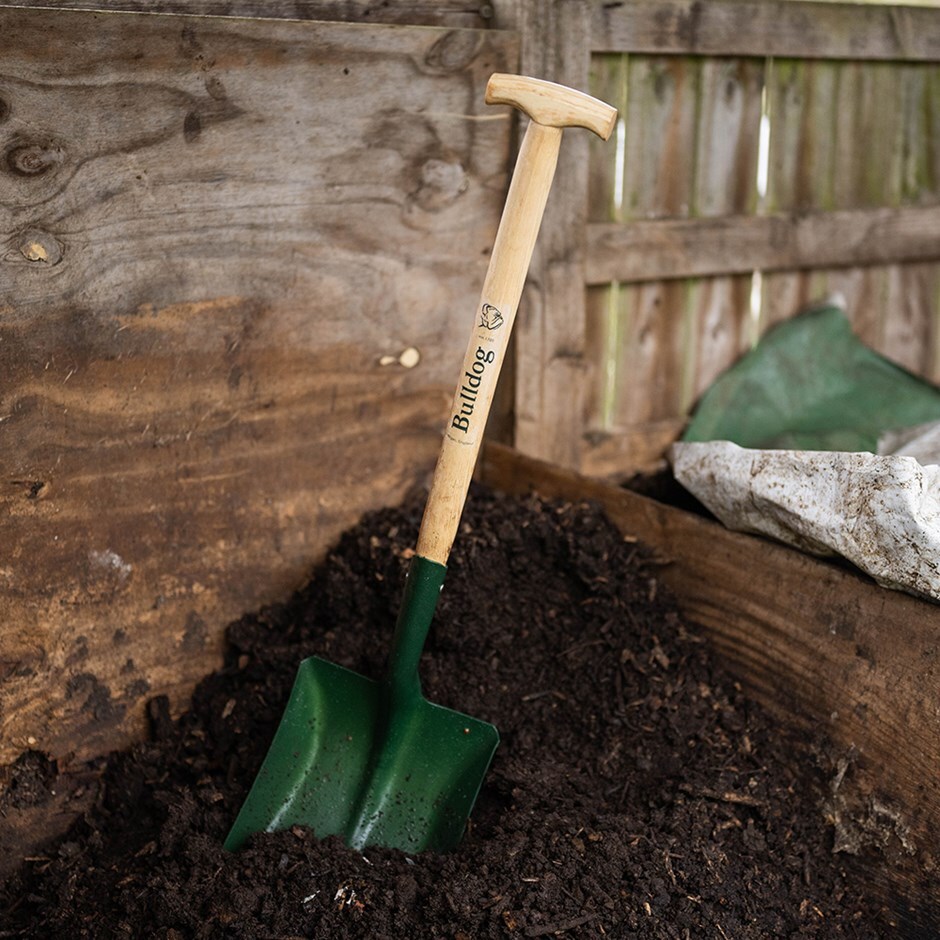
5,139,65,177
414,157,468,211
423,30,484,73
18,230,63,266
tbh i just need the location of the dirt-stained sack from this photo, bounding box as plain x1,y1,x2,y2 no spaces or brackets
672,440,940,602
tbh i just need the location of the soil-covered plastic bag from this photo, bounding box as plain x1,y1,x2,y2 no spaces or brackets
673,305,940,601
672,442,940,599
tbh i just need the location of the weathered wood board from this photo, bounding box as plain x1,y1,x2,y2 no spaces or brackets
582,53,763,478
511,0,595,469
8,0,491,27
592,0,940,62
586,205,940,284
0,8,518,767
481,443,940,932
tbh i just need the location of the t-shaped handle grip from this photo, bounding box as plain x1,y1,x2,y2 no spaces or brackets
485,73,617,140
416,75,617,565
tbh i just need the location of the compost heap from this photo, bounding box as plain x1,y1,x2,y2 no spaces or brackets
0,486,909,938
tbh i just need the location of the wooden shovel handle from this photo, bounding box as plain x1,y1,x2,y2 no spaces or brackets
415,75,617,566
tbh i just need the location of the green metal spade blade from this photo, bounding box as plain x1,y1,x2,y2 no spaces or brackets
225,555,498,854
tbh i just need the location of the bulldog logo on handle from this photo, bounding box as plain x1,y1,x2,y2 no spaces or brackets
479,303,504,330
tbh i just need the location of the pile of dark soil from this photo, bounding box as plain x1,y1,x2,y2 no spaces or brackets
1,487,900,938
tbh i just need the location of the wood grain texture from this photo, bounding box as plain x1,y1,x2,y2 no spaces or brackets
0,8,518,766
586,205,940,283
683,57,762,406
881,261,940,376
1,0,493,28
761,59,940,351
583,56,627,434
581,42,940,483
762,59,874,328
511,0,596,468
591,0,940,61
609,55,698,446
580,418,686,478
583,55,763,477
481,443,940,931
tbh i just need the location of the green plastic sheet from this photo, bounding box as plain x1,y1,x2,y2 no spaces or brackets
682,306,940,452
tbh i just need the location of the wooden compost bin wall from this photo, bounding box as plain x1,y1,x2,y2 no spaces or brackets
3,0,940,910
0,6,518,778
481,444,940,932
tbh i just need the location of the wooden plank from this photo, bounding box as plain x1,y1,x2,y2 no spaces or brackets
591,0,940,62
903,64,940,203
620,56,698,222
666,55,759,410
480,442,940,932
0,8,518,767
692,58,763,220
587,55,626,228
608,56,699,450
766,59,840,215
512,0,594,468
833,62,904,211
584,55,628,434
881,261,940,374
757,58,829,329
585,205,940,282
0,0,492,27
761,59,904,333
579,418,685,478
886,65,940,379
684,274,754,403
605,53,695,438
610,279,690,430
584,283,619,431
594,56,766,477
759,61,940,370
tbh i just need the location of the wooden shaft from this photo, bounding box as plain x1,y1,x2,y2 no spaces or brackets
416,121,563,564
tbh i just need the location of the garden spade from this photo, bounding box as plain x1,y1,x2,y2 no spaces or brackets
225,74,617,854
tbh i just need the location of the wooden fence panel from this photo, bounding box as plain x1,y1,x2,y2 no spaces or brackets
762,59,842,330
883,262,940,379
763,58,940,368
587,205,940,282
591,0,940,62
585,55,627,433
585,54,700,471
612,56,699,440
512,0,594,467
885,65,940,375
3,0,490,24
901,65,940,204
686,57,764,402
581,47,940,478
583,54,763,475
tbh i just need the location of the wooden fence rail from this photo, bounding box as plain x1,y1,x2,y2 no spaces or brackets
591,0,940,61
586,206,940,283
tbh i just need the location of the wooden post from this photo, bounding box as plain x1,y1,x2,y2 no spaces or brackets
512,0,595,469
